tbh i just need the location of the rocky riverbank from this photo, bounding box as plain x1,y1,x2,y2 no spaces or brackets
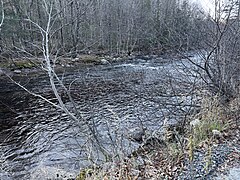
75,95,240,180
0,51,185,77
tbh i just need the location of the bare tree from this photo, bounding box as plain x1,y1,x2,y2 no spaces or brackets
0,0,4,29
192,0,240,100
7,0,112,161
0,0,202,55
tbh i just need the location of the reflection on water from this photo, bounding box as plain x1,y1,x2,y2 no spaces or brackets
0,54,200,179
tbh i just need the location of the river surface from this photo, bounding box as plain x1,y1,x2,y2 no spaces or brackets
0,53,201,179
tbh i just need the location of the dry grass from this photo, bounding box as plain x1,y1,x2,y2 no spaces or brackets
188,95,229,147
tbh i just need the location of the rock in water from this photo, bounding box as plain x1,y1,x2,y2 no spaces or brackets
100,59,110,65
13,69,21,74
128,127,146,143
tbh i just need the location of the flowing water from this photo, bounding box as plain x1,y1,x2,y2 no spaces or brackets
0,54,200,179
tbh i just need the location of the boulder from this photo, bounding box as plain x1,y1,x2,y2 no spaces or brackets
190,119,201,127
13,69,21,74
212,129,222,138
100,59,110,65
128,127,146,143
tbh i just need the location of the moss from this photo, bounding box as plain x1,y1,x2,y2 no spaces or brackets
1,59,39,70
13,60,37,69
78,55,100,64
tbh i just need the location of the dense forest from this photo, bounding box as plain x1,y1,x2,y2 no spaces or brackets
1,0,205,56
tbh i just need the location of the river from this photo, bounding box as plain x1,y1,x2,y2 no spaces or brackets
0,53,201,179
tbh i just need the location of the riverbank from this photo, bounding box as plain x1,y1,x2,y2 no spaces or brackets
0,50,185,77
76,95,240,180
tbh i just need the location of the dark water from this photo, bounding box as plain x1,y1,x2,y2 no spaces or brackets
0,54,200,179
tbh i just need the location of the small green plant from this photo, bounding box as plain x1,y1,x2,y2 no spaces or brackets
76,168,94,180
167,142,181,158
